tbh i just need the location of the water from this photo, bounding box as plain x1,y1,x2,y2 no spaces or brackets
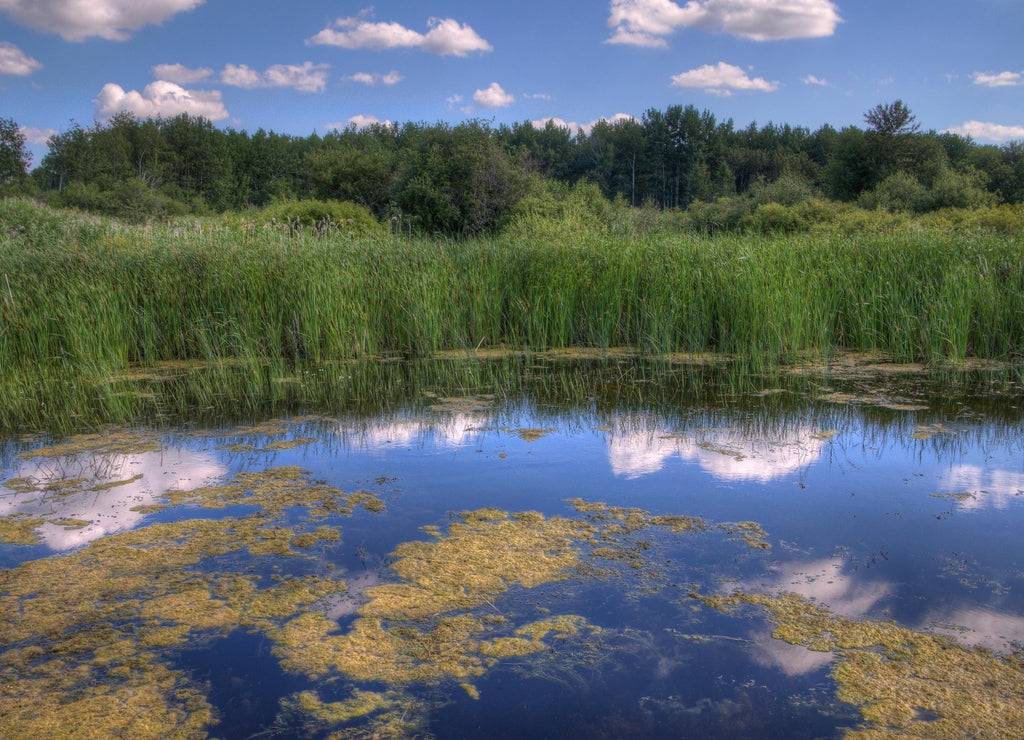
1,362,1022,738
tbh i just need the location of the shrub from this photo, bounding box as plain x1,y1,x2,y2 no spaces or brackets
254,198,386,236
858,171,930,213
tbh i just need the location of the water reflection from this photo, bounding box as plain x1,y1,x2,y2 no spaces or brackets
0,448,225,551
725,557,894,677
942,464,1024,510
606,421,831,481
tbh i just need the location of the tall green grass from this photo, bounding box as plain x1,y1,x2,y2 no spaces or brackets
2,198,1023,430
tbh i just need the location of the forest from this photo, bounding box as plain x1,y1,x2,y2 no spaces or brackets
2,100,1024,234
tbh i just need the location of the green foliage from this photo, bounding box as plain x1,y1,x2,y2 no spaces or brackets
252,199,386,236
0,117,31,188
859,171,931,213
23,102,1024,232
58,178,191,222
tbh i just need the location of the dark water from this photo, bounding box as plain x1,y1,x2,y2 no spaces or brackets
2,363,1023,738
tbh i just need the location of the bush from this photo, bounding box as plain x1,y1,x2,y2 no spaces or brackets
749,171,817,206
57,179,190,222
254,198,386,236
684,195,756,233
858,171,930,213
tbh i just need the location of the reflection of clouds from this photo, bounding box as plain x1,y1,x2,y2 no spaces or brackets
927,608,1024,653
1,449,225,551
727,558,893,677
346,413,489,451
942,465,1024,510
607,424,829,481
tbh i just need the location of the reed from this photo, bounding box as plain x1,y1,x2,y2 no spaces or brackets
1,199,1022,431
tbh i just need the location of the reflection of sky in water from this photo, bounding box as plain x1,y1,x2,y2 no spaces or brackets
3,397,1024,738
0,448,225,551
941,464,1024,510
605,422,828,481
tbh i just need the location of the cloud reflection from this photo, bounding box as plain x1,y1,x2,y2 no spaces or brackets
727,557,893,676
942,464,1024,510
607,422,830,481
1,448,226,551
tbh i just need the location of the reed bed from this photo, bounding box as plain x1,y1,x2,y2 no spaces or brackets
1,198,1022,430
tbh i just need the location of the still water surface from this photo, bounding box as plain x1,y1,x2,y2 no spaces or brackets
2,365,1023,738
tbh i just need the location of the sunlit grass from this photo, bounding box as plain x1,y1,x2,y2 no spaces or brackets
2,198,1022,432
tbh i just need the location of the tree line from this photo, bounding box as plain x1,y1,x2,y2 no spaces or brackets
2,101,1023,233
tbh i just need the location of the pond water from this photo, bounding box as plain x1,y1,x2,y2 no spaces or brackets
1,358,1023,739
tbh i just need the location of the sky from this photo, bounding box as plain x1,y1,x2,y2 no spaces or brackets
2,0,1023,167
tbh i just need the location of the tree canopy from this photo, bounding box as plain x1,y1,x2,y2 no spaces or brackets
6,101,1023,231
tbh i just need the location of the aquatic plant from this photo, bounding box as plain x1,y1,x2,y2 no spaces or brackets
2,198,1022,432
699,590,1024,738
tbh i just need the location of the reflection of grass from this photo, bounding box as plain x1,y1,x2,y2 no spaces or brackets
699,590,1024,738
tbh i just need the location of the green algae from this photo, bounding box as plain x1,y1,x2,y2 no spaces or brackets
162,466,385,519
0,429,772,740
18,429,163,459
698,590,1024,739
0,465,368,739
0,513,46,545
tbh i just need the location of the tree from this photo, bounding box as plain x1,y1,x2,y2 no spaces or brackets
864,100,920,138
0,117,31,186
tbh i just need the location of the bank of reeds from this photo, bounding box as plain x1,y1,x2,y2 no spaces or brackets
1,198,1023,429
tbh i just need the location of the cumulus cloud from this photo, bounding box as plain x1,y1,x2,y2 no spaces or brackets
95,80,229,121
19,126,57,145
151,63,212,84
972,70,1023,88
309,11,492,57
0,0,204,42
803,74,828,86
533,113,636,136
221,62,329,93
606,0,841,47
671,62,778,95
473,82,514,108
943,121,1024,144
0,40,41,75
348,70,404,86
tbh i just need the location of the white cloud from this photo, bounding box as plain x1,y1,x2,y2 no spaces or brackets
671,62,778,96
221,62,329,94
606,0,841,46
972,70,1024,88
533,113,636,136
94,80,229,121
0,0,204,42
0,40,41,75
348,70,404,86
151,63,212,84
942,120,1024,144
803,74,828,86
19,125,57,145
473,82,514,108
326,116,395,131
309,11,492,57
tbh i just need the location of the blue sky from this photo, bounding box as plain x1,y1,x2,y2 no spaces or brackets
2,0,1023,167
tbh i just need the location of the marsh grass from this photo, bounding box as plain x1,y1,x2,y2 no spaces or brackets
2,199,1023,431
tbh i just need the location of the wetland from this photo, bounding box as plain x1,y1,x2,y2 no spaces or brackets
2,352,1024,739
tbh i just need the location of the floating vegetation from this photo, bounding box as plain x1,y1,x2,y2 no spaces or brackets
161,466,385,520
698,590,1024,738
18,428,163,459
0,465,379,739
910,423,956,440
